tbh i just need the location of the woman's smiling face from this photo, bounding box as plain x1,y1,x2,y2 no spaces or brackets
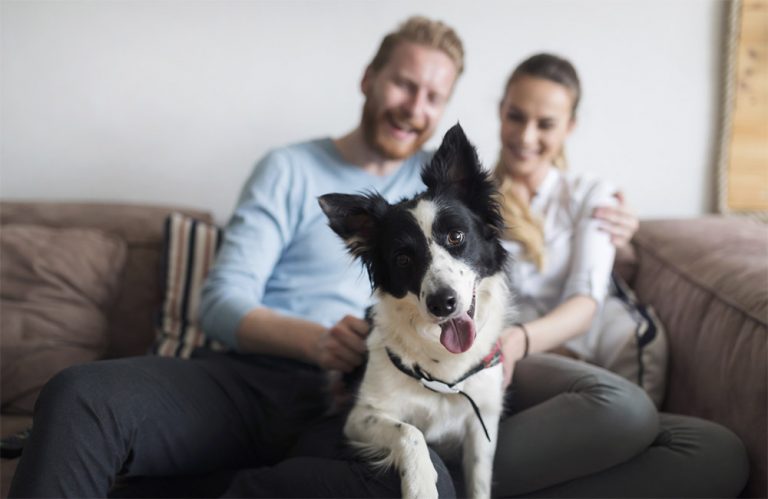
498,75,576,182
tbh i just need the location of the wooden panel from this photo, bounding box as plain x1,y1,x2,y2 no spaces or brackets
725,0,768,212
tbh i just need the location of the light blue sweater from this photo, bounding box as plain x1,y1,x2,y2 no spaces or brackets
200,138,430,349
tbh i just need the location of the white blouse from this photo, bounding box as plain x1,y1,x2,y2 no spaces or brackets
502,167,618,357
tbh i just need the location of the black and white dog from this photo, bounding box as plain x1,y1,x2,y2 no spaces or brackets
319,124,510,499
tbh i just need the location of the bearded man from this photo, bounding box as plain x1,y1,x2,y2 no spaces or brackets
10,17,464,498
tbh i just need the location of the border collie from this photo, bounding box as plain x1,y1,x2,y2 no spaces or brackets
319,124,510,499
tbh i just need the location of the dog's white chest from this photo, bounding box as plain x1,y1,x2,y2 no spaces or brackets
408,392,473,444
363,354,502,442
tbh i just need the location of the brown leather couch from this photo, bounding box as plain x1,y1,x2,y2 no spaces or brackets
1,202,765,497
0,202,213,498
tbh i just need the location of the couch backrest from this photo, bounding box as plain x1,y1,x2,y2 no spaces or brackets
0,201,214,358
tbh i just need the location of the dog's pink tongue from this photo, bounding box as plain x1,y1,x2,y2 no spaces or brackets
439,312,476,354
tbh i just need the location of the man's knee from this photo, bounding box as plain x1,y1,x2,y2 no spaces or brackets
36,361,127,418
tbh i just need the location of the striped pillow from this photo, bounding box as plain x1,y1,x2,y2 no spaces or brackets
153,213,228,358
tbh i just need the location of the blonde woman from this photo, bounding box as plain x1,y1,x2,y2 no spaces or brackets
491,54,748,497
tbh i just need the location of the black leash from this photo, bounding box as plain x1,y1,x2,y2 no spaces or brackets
385,343,503,442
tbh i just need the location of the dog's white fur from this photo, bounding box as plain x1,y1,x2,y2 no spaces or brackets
344,199,509,499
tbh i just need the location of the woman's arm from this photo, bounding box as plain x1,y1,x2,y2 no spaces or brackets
500,177,618,387
500,295,596,388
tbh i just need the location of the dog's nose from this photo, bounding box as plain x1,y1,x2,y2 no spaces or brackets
426,288,457,318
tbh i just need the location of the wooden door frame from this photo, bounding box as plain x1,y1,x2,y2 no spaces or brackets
717,0,768,221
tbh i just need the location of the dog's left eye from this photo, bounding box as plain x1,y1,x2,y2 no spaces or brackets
446,230,465,247
395,253,412,268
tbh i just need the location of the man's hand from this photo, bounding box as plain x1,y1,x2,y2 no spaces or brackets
313,315,370,372
499,325,528,390
592,191,639,248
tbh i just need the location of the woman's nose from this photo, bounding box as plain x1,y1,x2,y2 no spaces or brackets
520,122,538,145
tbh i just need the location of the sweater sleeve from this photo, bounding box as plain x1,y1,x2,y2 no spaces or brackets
560,177,618,306
199,150,299,348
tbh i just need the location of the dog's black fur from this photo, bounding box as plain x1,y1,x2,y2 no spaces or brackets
321,123,506,300
319,124,511,499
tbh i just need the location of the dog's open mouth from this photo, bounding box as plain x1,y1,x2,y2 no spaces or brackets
439,287,477,354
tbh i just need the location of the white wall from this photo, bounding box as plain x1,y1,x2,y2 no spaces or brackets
1,0,726,223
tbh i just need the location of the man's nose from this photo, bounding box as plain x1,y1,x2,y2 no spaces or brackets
403,88,429,117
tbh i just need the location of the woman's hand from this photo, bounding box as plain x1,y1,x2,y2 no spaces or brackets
499,325,528,390
593,191,639,248
313,315,370,372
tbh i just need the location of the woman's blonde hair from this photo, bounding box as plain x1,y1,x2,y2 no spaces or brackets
496,53,581,269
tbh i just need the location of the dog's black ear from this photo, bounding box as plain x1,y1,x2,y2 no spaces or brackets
318,192,388,259
422,123,483,195
422,123,505,238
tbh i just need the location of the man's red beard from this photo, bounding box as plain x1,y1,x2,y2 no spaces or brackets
361,99,432,161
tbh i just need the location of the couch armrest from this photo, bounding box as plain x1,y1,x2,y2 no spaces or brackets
631,216,767,498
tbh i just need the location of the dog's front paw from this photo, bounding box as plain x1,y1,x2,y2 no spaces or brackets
400,462,439,499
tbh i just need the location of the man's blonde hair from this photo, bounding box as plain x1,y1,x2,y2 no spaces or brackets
368,16,465,75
